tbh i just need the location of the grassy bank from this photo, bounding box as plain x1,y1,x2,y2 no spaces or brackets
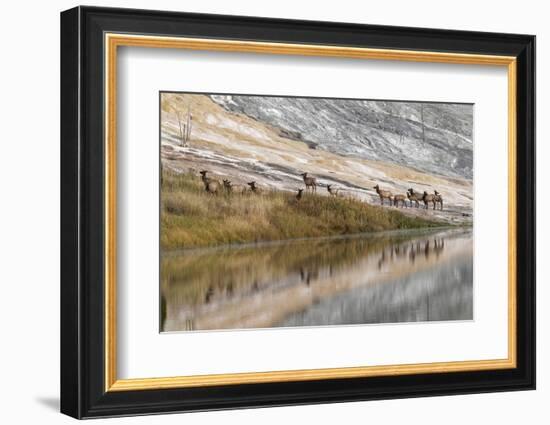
161,170,441,250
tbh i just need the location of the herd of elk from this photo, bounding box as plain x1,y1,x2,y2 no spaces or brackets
199,170,445,211
413,188,443,210
373,184,444,210
201,170,319,200
201,171,263,195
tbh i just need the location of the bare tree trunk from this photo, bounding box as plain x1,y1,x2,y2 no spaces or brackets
177,112,184,146
174,107,189,146
174,105,193,146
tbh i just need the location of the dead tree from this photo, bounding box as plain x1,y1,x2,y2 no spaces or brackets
174,106,193,146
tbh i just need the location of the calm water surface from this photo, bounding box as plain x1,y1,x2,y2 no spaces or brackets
161,228,473,332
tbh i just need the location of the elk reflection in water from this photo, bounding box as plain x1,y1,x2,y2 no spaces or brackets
161,228,472,332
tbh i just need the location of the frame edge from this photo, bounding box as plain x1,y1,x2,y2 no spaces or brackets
60,6,83,420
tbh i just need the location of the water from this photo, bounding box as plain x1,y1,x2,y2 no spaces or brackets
161,228,473,332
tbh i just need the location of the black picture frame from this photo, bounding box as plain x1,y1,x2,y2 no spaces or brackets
61,5,535,419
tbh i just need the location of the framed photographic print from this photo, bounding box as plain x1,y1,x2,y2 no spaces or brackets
60,6,535,419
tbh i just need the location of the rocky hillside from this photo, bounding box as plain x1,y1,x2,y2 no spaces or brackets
211,95,473,180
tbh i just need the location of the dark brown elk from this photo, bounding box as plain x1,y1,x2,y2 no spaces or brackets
301,172,317,193
434,190,444,210
247,181,261,194
373,184,393,206
407,188,422,208
423,191,437,210
393,194,408,208
199,170,212,183
199,170,221,194
296,188,304,201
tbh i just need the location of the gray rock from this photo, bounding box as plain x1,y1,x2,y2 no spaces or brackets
211,95,473,180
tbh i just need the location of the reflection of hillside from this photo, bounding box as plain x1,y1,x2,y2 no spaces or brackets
162,228,472,331
281,254,473,327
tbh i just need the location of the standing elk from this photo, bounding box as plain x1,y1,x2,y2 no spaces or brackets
373,184,393,206
393,194,408,208
222,179,232,193
434,190,444,210
247,181,261,194
222,179,247,194
422,191,437,210
301,172,317,193
327,184,339,197
407,188,422,208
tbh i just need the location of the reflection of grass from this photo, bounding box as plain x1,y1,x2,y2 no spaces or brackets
162,234,417,306
161,170,440,250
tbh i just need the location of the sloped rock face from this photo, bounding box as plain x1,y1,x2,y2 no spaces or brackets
211,95,473,180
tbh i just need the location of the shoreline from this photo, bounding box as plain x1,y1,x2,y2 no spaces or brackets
162,225,471,257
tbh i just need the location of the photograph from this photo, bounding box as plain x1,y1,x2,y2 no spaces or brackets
159,92,474,332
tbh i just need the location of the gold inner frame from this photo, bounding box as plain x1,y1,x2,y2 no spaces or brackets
104,33,517,392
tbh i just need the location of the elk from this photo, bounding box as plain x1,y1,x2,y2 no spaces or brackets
407,188,423,208
373,184,393,206
199,170,220,194
222,179,247,194
301,172,317,193
247,181,261,194
422,191,437,210
434,190,444,210
199,170,213,184
296,188,304,201
393,194,408,208
222,179,232,193
327,184,339,197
